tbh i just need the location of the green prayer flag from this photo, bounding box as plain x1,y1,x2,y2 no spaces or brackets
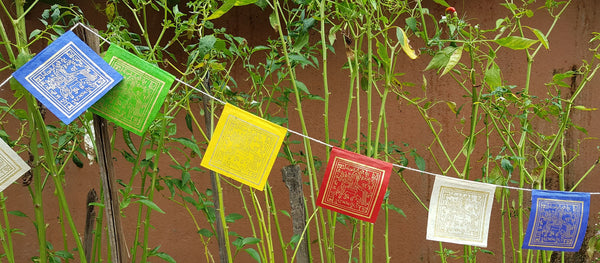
91,44,174,135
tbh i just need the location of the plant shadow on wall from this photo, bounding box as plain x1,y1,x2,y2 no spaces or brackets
0,0,600,262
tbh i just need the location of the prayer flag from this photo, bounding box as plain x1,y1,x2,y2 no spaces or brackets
426,176,496,247
316,147,392,223
12,31,122,124
200,104,287,190
90,44,174,135
0,139,30,192
522,190,590,252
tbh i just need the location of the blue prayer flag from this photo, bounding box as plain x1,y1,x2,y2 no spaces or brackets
13,31,122,124
522,190,590,252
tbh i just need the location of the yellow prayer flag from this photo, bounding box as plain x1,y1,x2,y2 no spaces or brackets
201,104,287,190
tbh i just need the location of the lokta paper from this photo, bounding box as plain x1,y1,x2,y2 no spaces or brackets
426,176,496,247
522,190,590,252
316,147,392,223
12,31,122,124
200,104,287,190
0,139,30,192
91,44,174,135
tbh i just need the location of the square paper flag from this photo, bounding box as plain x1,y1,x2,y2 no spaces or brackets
200,104,287,190
12,31,122,124
522,190,590,252
316,147,392,223
426,176,496,247
91,44,174,135
0,139,30,192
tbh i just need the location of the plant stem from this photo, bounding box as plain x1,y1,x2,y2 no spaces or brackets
140,113,170,262
25,90,48,263
0,193,14,263
271,2,326,262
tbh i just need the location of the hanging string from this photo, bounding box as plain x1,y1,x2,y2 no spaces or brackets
0,22,595,195
71,23,228,105
0,75,11,90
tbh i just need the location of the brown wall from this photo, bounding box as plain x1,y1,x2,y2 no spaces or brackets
1,0,600,262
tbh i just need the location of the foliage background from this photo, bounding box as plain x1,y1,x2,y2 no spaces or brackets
0,0,600,262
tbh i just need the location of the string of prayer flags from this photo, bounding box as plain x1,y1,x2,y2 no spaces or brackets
200,104,287,190
90,44,174,135
426,176,496,247
0,139,30,192
12,31,122,124
316,147,392,223
522,190,590,252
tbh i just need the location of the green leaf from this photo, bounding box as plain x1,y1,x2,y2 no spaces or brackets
484,62,502,88
72,153,84,168
446,101,457,114
155,252,176,263
528,27,549,49
289,234,301,246
295,80,310,94
266,115,288,125
8,211,27,217
288,54,313,67
495,36,538,50
384,203,406,217
500,158,513,174
198,228,214,237
269,12,280,32
245,248,262,262
88,202,105,208
461,136,476,157
441,45,463,76
197,35,217,59
54,251,74,260
406,17,417,33
552,71,576,88
225,213,243,223
242,237,261,246
136,199,165,214
292,33,309,52
206,0,236,20
305,94,325,101
376,40,389,68
185,113,193,133
145,149,156,160
336,213,351,225
254,0,267,9
171,137,202,157
432,0,450,7
234,0,258,6
425,46,456,71
328,24,340,45
29,29,42,40
415,155,426,171
410,150,426,171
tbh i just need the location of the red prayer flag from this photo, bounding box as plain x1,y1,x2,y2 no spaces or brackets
316,147,392,223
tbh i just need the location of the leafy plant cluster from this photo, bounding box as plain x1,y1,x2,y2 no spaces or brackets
0,0,599,262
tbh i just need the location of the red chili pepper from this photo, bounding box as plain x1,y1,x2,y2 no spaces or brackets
445,6,456,14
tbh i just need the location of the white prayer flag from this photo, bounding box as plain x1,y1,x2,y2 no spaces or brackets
0,139,30,192
426,176,496,247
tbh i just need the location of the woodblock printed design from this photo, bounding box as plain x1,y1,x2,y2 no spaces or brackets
13,31,122,124
0,139,30,192
522,190,589,252
91,44,174,135
426,176,496,247
200,104,287,190
316,147,392,223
